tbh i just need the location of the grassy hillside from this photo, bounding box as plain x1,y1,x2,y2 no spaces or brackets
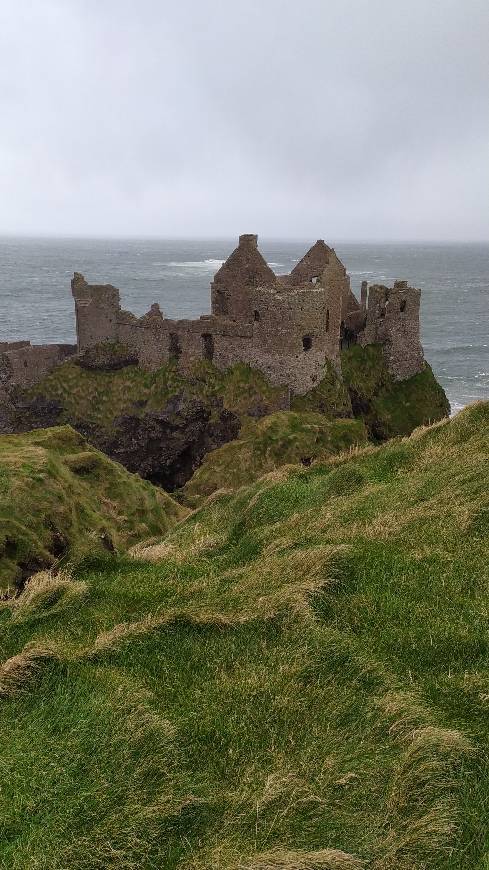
0,403,488,868
182,411,367,504
0,426,185,591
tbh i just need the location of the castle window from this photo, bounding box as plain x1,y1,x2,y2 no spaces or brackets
169,333,182,361
302,334,313,352
253,310,260,322
400,299,407,313
202,332,214,362
311,276,320,284
326,309,330,332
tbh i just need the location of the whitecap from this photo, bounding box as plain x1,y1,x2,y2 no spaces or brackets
164,259,224,270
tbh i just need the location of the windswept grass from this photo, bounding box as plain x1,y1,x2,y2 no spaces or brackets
0,426,185,590
0,403,487,868
182,413,367,504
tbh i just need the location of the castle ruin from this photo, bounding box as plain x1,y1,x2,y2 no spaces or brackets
1,235,425,396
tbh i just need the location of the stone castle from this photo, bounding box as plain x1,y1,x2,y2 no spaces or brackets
1,235,425,396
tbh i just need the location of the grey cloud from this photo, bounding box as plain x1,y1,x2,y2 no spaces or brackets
0,0,488,239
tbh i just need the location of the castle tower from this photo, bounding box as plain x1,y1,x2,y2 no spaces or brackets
361,280,424,380
71,273,121,351
211,234,276,320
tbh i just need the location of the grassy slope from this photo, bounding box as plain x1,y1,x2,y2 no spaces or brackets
0,426,185,591
182,411,367,504
0,403,488,868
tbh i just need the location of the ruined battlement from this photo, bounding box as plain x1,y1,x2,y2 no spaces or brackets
1,236,426,395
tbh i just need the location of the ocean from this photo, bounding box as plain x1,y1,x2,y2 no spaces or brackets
0,237,488,414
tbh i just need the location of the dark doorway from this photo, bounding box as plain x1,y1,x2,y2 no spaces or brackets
202,333,214,361
169,333,182,361
302,334,313,351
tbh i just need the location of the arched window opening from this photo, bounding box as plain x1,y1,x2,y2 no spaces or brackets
326,309,330,332
169,333,181,361
202,333,214,362
400,299,407,313
302,334,313,352
253,309,260,322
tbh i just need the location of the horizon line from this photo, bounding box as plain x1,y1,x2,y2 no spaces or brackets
0,233,488,245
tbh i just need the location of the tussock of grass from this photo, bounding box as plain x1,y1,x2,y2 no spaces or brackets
241,848,365,869
7,570,87,623
0,642,58,697
86,608,242,659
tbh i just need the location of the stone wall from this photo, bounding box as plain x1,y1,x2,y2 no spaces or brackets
360,280,424,380
0,342,76,390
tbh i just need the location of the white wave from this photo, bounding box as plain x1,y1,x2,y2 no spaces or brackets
161,259,224,270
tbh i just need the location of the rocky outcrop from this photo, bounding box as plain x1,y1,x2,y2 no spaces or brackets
1,388,240,492
98,395,240,491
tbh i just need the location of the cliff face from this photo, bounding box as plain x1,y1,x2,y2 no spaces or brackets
0,349,450,495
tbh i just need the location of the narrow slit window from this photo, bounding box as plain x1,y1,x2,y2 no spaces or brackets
326,309,330,332
202,333,214,362
169,333,182,360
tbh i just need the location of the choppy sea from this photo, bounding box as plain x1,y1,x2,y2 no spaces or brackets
0,237,488,414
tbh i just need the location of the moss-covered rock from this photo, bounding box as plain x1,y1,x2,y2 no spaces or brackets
341,344,450,440
291,360,352,418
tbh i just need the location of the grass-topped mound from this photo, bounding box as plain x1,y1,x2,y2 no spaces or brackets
182,411,367,504
0,403,488,868
0,426,185,592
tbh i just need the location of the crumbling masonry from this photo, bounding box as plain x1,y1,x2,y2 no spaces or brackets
1,235,425,395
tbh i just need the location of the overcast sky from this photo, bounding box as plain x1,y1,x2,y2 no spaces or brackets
1,0,488,240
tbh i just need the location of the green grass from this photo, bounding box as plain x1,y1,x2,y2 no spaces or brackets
0,403,488,867
182,411,367,504
0,426,185,591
